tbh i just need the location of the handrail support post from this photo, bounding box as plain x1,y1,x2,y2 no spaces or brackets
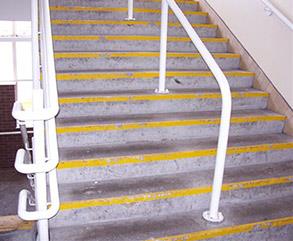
156,0,169,94
125,0,135,20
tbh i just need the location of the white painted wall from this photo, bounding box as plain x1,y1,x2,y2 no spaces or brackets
206,0,293,108
0,0,31,21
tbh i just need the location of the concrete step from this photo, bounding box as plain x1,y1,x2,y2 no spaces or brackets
54,52,240,72
50,6,207,23
53,35,228,53
2,195,293,240
57,70,254,94
57,133,293,183
56,109,285,148
57,88,268,118
51,20,217,37
49,0,200,10
50,160,293,227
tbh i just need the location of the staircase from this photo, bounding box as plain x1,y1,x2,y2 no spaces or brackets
1,0,293,240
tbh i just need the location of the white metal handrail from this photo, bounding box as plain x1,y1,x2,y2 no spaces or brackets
261,0,293,31
158,0,232,222
126,0,135,20
12,0,60,240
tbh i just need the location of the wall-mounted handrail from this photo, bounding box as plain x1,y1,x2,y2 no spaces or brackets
261,0,293,31
158,0,232,222
12,0,60,240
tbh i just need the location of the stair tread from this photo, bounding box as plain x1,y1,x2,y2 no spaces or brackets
54,51,238,55
52,19,216,26
56,69,253,76
57,160,293,203
58,131,293,162
50,6,206,14
58,87,264,98
50,195,293,241
57,109,282,127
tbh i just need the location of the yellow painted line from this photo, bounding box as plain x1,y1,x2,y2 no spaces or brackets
51,19,217,28
58,142,293,169
53,35,100,41
54,52,239,59
53,35,228,43
59,176,293,210
56,71,255,81
145,216,293,241
56,115,285,134
50,6,207,16
59,91,268,104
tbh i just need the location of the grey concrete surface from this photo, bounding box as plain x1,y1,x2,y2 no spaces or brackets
56,109,284,147
52,23,217,38
58,88,267,118
53,37,228,53
56,70,252,94
54,52,240,72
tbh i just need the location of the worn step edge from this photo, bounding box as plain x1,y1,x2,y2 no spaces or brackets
51,19,217,28
50,6,206,16
56,70,254,81
54,52,240,59
56,113,285,134
58,139,293,169
53,35,228,43
58,90,268,104
146,216,293,241
58,175,293,211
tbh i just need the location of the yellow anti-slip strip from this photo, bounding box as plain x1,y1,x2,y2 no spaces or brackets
145,216,293,241
52,19,217,28
59,91,268,104
55,52,239,59
53,35,228,43
57,71,254,81
58,142,293,169
60,176,293,210
50,6,207,16
56,115,285,134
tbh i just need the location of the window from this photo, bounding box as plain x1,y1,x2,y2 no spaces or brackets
0,21,32,83
0,21,33,104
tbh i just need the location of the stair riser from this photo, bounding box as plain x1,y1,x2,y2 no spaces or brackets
57,75,252,94
50,11,207,23
52,24,217,38
57,120,284,148
49,0,199,11
50,184,292,227
53,39,227,53
55,56,240,72
58,96,267,118
57,147,293,183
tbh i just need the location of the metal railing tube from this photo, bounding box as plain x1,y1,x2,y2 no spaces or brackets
31,0,40,89
156,0,169,93
261,0,293,30
126,0,135,20
163,0,232,222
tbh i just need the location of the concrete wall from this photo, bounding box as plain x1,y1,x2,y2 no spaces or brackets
205,0,293,108
0,0,31,21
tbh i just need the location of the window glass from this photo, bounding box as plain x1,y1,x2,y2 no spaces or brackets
0,21,13,36
16,42,32,80
15,21,31,37
0,42,14,81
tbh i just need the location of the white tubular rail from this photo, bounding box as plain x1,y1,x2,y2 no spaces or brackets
126,0,135,20
159,0,232,222
261,0,293,31
12,0,60,240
